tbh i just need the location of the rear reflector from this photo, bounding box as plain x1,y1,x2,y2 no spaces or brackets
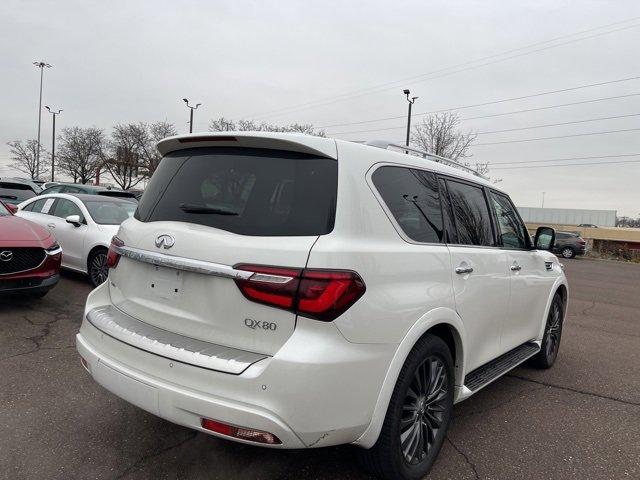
234,264,366,321
201,418,281,445
107,236,124,268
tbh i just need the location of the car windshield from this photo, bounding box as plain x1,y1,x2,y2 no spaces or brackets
0,202,10,216
0,183,37,203
83,200,137,225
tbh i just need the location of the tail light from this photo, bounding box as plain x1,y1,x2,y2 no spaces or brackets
234,264,366,321
107,236,124,268
201,418,281,445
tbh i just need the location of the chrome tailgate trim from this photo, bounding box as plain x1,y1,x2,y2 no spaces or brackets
86,305,268,374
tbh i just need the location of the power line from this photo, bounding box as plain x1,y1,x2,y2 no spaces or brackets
491,158,640,170
328,110,640,136
320,74,640,130
475,127,640,146
251,19,640,120
476,112,640,135
476,153,640,165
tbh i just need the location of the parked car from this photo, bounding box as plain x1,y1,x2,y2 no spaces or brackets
39,182,138,201
553,231,587,258
577,223,598,228
41,181,60,190
75,133,567,480
0,200,62,297
0,179,39,208
17,194,136,287
1,177,42,193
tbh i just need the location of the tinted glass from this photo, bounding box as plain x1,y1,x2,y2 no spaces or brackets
446,180,494,246
41,185,64,194
0,202,9,216
28,198,49,213
52,199,84,221
489,191,528,249
62,185,83,193
372,166,443,243
0,183,37,203
136,147,337,236
85,200,136,225
438,178,457,244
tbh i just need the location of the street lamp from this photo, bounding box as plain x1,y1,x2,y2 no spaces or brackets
33,61,52,179
403,89,418,147
45,106,62,182
183,98,201,133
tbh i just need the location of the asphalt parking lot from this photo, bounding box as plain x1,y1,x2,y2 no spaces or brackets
1,258,639,480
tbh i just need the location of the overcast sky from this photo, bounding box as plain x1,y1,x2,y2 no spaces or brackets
1,0,639,215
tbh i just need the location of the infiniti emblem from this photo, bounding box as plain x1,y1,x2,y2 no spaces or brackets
0,250,13,262
155,234,175,249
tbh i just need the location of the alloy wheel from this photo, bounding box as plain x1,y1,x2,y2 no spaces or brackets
545,301,562,359
400,356,448,465
90,252,109,286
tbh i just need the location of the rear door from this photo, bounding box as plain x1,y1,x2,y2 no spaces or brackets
109,147,338,356
441,177,510,371
488,191,551,350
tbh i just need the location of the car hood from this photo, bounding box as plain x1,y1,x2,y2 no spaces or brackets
0,215,53,247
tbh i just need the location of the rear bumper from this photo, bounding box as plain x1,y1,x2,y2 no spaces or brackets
76,283,397,449
0,273,59,294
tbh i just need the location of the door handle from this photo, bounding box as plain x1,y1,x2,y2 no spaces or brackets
47,223,56,229
510,264,522,271
455,265,474,274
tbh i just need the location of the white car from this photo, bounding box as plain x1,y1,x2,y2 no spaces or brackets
17,193,136,287
76,133,567,480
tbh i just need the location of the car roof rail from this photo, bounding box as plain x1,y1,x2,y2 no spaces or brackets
363,140,487,179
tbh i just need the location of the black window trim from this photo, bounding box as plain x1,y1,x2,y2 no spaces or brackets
438,174,500,249
487,189,533,251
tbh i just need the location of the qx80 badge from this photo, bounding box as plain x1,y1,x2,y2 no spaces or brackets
244,318,277,332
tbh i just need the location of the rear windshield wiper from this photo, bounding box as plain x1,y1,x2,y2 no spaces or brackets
179,203,239,215
0,195,18,200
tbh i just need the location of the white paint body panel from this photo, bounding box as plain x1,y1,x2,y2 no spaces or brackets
75,132,567,450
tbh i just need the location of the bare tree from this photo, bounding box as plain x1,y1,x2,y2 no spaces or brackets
208,117,325,137
139,121,177,177
6,139,48,179
411,112,476,161
56,127,104,184
102,123,146,190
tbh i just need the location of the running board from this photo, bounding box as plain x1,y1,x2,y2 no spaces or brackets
463,342,540,392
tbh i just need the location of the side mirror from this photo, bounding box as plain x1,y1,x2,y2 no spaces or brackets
5,203,18,214
65,214,82,227
534,226,555,251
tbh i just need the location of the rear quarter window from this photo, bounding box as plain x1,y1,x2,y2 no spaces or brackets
136,147,337,236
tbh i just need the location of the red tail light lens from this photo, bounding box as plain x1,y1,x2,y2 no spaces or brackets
234,264,366,321
201,418,281,445
107,236,124,268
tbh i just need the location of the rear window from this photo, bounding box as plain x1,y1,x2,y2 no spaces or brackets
136,147,337,236
85,200,136,225
0,183,37,203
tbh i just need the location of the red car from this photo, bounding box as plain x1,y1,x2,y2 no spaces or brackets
0,201,62,297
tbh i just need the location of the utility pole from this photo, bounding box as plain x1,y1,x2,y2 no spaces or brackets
183,98,201,133
403,89,418,147
45,106,62,182
33,61,52,179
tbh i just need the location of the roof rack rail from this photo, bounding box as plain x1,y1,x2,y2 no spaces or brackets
364,140,486,179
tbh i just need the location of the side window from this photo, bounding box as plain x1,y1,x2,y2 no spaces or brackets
39,198,56,215
52,199,83,221
489,191,528,249
61,186,82,193
43,185,64,194
372,166,444,243
438,178,457,244
446,180,495,246
21,200,38,212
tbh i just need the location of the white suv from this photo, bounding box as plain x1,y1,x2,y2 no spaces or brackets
76,132,567,480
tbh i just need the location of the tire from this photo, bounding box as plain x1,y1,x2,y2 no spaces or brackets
529,293,564,369
359,334,454,480
88,248,109,287
561,247,576,259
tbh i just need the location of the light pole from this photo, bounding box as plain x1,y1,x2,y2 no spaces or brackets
183,98,201,133
33,61,52,179
403,89,418,147
45,106,62,182
542,191,546,208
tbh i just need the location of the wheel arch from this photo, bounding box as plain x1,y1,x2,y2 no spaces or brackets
353,307,466,449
